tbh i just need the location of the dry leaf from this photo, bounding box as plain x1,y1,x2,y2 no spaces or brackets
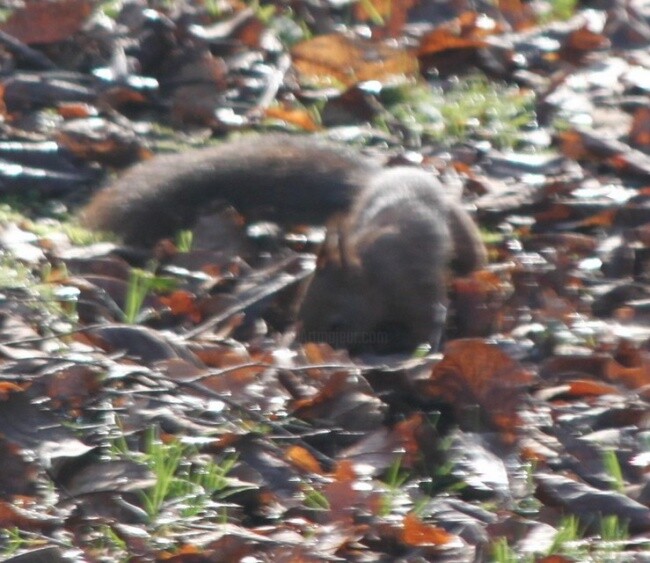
292,33,418,88
285,445,324,474
0,0,94,45
420,339,532,440
402,513,454,546
264,106,320,131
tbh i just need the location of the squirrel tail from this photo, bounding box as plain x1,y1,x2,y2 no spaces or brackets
79,134,378,246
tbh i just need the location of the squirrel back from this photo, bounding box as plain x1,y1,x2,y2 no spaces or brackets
80,134,379,246
80,134,486,273
298,168,451,353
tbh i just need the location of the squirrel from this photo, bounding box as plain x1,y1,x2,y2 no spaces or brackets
79,133,487,352
297,167,451,353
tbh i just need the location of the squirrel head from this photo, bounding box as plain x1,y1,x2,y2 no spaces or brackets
297,218,383,352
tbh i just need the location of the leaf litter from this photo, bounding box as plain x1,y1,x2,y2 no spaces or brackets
0,0,648,560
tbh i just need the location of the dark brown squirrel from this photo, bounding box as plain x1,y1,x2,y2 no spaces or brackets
80,133,487,351
298,167,452,353
79,134,485,273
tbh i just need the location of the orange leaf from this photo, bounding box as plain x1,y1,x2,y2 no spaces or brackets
402,513,454,546
160,290,202,322
333,459,357,481
265,107,320,132
393,414,425,466
285,445,324,474
57,102,97,119
566,379,620,397
0,381,25,399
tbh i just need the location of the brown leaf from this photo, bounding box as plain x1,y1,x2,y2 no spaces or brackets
339,414,428,474
606,346,650,389
321,86,381,126
45,365,102,411
418,24,487,57
0,381,25,399
560,25,609,64
56,102,97,119
292,371,385,434
417,11,505,76
186,342,252,369
565,379,618,397
420,339,532,439
0,0,94,45
392,414,427,467
629,107,650,152
56,118,147,167
541,349,650,390
540,354,610,381
291,33,418,88
331,459,356,483
452,271,507,337
323,460,380,525
497,0,536,31
402,513,454,546
160,290,202,323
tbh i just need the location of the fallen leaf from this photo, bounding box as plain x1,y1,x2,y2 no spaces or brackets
419,339,533,441
285,445,324,474
402,512,454,546
292,33,418,88
0,0,94,45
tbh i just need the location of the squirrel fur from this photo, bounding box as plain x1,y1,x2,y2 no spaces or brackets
80,134,487,352
298,167,451,353
80,135,372,247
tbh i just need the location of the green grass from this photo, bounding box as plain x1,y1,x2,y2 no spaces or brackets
0,528,34,558
602,449,625,493
303,487,330,511
123,268,156,324
122,267,178,323
491,512,636,562
112,428,242,521
380,75,536,149
378,455,410,516
542,0,578,22
175,230,194,252
491,537,521,563
547,515,582,557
